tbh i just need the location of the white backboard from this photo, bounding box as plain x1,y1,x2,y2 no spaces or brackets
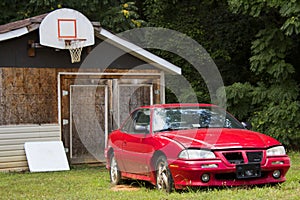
40,8,94,49
24,141,70,172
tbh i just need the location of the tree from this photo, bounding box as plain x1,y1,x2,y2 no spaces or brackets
0,0,28,24
0,0,144,32
143,0,260,103
224,0,300,149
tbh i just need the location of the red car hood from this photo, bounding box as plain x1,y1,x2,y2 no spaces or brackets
158,128,281,149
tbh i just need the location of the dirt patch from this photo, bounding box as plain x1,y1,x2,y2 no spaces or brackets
111,185,140,191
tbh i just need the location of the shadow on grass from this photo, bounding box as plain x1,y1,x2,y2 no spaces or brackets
114,179,156,190
112,178,284,193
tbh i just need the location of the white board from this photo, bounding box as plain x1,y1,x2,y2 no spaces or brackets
24,141,70,172
39,8,95,49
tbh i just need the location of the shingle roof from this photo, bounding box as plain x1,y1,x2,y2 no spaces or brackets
0,13,47,34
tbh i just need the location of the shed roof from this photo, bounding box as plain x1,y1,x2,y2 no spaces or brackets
0,13,181,75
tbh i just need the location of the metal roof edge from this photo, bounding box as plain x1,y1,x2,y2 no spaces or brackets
98,28,181,75
0,13,47,42
0,27,29,42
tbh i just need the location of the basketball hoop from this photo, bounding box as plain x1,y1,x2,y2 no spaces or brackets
64,39,86,63
39,9,95,61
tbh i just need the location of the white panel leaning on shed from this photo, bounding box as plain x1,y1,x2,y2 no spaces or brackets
0,124,61,172
24,141,70,172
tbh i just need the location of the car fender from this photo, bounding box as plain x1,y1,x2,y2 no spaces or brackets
150,135,186,167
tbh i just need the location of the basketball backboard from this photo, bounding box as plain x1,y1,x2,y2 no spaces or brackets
39,8,94,49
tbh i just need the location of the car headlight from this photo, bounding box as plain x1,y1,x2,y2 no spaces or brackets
178,149,216,160
267,146,286,156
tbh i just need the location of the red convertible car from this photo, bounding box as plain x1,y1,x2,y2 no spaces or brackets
105,104,290,192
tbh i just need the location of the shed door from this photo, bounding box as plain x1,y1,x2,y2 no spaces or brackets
116,84,153,128
70,85,108,164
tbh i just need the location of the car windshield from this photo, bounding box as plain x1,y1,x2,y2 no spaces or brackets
153,106,244,132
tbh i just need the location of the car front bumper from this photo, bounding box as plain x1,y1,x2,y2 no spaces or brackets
168,156,290,189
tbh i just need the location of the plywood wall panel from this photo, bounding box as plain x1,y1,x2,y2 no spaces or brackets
0,67,67,125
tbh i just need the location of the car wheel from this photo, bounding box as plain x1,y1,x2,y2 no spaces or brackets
155,155,173,193
110,153,121,185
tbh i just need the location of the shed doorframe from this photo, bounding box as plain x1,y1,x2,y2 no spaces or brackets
58,71,164,163
58,72,164,125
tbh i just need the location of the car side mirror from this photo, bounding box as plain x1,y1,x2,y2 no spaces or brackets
242,122,252,130
134,124,149,133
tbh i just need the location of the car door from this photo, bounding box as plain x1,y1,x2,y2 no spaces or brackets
119,108,154,175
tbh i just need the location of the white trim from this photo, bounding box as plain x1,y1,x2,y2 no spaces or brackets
116,80,120,127
58,73,62,126
104,86,108,148
0,27,28,42
58,72,162,76
112,79,118,130
99,28,181,75
160,71,166,104
150,85,154,105
69,86,73,159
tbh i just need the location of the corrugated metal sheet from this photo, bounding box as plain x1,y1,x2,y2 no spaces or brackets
0,124,60,172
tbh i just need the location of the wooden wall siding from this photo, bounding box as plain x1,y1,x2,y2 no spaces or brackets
0,124,60,171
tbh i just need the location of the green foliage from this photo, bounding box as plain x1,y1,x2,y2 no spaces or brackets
0,0,29,24
0,0,144,32
99,1,145,33
224,80,300,149
144,0,259,104
220,82,254,120
250,28,294,81
251,101,300,149
226,0,300,149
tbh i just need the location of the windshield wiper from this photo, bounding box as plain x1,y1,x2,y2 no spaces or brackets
196,126,209,129
154,127,181,132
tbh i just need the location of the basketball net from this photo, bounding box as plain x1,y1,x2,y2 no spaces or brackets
65,39,86,63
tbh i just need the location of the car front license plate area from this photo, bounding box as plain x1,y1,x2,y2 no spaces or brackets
236,163,261,179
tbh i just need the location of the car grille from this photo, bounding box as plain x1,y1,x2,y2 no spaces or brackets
246,151,263,163
223,152,244,164
222,151,263,164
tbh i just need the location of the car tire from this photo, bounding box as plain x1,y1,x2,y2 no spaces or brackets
110,153,121,185
155,155,174,193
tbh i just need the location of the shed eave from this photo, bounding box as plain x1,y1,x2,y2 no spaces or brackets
0,27,29,42
98,28,182,75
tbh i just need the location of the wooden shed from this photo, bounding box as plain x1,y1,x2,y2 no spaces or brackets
0,9,181,171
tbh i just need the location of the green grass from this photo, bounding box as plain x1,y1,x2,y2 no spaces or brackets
0,152,299,200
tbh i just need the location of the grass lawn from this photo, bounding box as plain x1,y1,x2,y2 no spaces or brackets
0,152,299,200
